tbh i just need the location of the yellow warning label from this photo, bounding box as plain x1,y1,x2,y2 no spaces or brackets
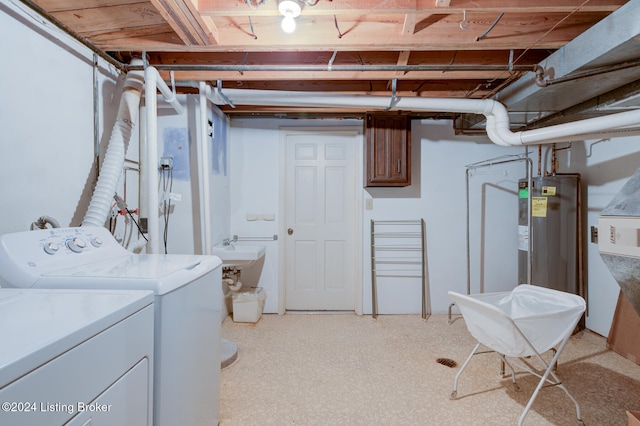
532,197,548,217
541,186,556,196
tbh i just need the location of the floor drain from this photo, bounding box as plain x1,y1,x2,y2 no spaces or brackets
436,358,457,368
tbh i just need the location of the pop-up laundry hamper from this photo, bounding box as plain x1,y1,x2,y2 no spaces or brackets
448,284,586,426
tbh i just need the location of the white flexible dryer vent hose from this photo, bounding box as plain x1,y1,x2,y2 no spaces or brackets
82,62,144,227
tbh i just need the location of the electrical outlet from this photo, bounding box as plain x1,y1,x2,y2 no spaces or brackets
160,157,173,169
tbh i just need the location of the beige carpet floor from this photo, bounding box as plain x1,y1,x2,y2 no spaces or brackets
220,314,640,425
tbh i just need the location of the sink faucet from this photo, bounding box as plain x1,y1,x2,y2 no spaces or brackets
222,238,231,246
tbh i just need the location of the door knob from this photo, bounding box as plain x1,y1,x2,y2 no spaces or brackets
287,228,294,235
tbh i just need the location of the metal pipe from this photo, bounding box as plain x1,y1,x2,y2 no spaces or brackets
534,59,640,88
537,145,542,177
527,160,533,285
466,167,471,296
420,218,428,319
129,63,536,73
93,53,100,178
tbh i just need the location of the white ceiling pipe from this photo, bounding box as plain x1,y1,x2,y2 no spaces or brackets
512,108,640,145
198,82,213,255
144,66,161,254
143,65,185,253
206,88,640,147
146,67,184,115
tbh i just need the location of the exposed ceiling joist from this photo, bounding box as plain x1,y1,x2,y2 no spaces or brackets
395,51,411,77
26,0,636,120
196,0,623,16
149,0,218,45
401,12,417,35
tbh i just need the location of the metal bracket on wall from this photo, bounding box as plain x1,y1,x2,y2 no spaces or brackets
386,78,399,111
217,79,236,108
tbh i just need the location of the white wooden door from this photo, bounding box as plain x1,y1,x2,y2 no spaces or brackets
284,130,356,311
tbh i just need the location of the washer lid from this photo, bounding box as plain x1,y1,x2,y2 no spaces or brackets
45,254,203,278
40,254,222,294
0,288,153,387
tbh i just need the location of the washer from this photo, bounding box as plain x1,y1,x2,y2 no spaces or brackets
0,288,154,426
0,226,223,426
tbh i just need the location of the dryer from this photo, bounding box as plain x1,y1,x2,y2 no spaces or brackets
0,226,223,426
0,288,154,426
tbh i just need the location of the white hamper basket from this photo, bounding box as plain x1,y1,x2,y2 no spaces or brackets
232,287,267,323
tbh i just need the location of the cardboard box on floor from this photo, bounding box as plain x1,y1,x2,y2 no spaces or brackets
628,411,640,426
607,291,640,365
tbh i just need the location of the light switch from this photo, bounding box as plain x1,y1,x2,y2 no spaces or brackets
365,199,373,210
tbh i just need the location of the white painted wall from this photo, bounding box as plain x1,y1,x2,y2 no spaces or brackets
364,120,523,315
0,1,121,234
229,118,524,315
553,136,640,336
153,96,229,256
229,117,640,337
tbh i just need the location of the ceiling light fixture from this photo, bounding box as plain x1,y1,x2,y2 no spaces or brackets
278,0,301,33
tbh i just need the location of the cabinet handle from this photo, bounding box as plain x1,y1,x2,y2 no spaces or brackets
397,159,401,173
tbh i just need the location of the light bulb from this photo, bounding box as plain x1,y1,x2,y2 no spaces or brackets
278,0,301,18
281,16,296,33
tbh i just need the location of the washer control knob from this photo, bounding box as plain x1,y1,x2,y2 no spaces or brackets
43,242,59,255
66,237,87,253
90,237,103,248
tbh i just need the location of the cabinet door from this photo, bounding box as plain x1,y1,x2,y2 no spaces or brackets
365,113,411,187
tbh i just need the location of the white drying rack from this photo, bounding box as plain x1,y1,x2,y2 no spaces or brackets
370,219,428,319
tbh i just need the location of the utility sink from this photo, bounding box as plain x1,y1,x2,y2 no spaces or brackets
212,244,266,269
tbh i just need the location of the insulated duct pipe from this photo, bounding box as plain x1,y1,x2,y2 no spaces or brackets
82,61,144,228
205,88,640,146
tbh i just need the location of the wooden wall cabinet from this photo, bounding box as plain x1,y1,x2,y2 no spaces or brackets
364,113,411,187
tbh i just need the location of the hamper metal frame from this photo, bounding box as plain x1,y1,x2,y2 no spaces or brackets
448,285,585,426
